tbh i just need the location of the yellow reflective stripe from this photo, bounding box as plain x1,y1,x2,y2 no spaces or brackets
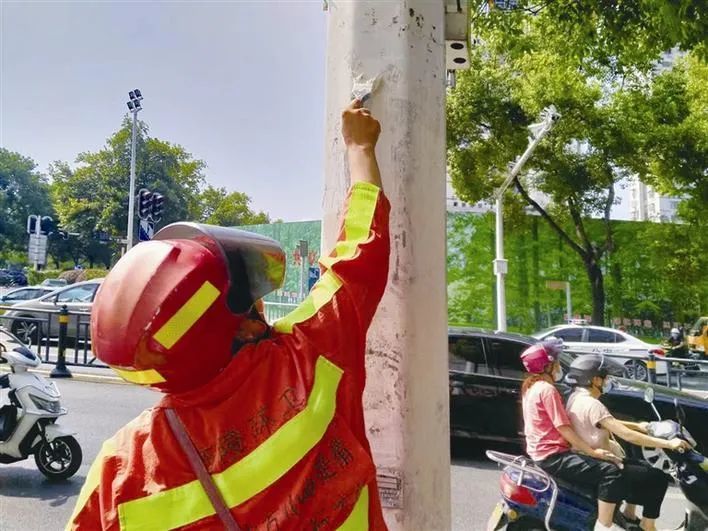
647,360,657,369
111,367,166,385
217,356,342,505
319,182,381,271
66,438,117,530
153,281,220,349
337,486,369,531
274,182,380,334
119,478,210,531
273,270,342,334
117,356,343,530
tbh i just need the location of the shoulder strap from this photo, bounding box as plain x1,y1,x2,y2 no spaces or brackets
164,408,241,531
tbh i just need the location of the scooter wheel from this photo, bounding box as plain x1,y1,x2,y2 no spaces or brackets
34,436,83,481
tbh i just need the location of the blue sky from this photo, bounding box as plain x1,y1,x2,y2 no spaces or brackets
1,1,631,221
1,1,327,221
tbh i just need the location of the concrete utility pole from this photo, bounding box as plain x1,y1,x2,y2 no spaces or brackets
322,2,450,529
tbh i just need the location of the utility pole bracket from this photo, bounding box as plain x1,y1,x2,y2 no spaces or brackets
445,1,471,71
493,259,508,275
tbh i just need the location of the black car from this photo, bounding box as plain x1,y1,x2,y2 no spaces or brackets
0,269,28,287
448,327,708,461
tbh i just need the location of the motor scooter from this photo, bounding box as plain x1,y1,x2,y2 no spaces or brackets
0,329,82,480
486,387,708,530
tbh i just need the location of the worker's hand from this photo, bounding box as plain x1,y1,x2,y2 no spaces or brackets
591,448,624,468
667,438,692,452
342,99,381,150
638,421,650,433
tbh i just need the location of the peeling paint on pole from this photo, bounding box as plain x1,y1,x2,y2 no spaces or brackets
322,2,450,529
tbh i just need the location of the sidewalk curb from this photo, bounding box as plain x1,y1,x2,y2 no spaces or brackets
0,366,125,385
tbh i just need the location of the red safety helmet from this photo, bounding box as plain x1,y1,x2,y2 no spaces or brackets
520,337,564,374
91,223,285,393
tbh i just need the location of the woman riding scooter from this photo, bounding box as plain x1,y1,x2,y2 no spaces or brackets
520,339,626,531
565,354,691,531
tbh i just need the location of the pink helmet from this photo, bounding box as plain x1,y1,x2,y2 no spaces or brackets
521,337,564,374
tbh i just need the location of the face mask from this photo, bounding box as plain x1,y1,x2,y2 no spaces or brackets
553,366,564,382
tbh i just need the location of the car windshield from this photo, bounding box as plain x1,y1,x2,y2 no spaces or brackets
690,317,708,334
55,284,97,303
42,279,66,287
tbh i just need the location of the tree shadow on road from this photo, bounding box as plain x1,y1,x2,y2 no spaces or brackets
0,466,82,507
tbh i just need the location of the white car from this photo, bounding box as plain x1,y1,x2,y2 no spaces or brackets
532,324,667,381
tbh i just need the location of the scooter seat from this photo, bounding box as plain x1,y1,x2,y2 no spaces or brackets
0,405,18,441
553,476,597,501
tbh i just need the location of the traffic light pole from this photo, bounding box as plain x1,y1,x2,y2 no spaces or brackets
126,109,138,251
33,215,41,271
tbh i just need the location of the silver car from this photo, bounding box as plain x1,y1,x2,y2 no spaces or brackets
3,279,103,343
0,286,57,306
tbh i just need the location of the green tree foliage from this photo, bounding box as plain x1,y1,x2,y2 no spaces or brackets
478,1,707,66
50,118,204,242
198,186,270,226
448,2,706,325
0,149,54,257
48,117,271,267
448,212,708,333
614,56,708,224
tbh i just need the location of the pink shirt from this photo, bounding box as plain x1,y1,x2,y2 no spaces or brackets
522,380,571,461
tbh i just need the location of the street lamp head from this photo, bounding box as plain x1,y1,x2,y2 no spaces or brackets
543,105,561,123
134,100,142,111
129,90,136,100
127,101,135,111
134,89,143,99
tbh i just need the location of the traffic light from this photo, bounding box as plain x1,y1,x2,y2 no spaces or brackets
138,189,153,219
40,217,56,235
93,230,110,242
151,193,165,221
27,216,38,234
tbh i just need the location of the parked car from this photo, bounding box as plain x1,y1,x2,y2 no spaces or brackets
0,286,58,306
2,279,103,343
532,324,667,380
448,327,708,469
40,278,68,288
688,316,708,357
0,269,28,287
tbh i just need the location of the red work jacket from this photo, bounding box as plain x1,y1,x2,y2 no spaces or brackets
67,182,390,531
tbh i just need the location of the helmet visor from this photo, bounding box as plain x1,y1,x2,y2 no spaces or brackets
154,222,286,313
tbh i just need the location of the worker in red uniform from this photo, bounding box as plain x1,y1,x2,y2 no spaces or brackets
67,99,390,531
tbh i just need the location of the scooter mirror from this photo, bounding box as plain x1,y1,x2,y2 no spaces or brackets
644,387,655,404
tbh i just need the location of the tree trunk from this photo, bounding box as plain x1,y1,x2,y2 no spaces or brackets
585,258,606,325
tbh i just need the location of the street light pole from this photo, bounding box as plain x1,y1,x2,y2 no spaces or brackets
494,106,560,331
126,89,143,251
